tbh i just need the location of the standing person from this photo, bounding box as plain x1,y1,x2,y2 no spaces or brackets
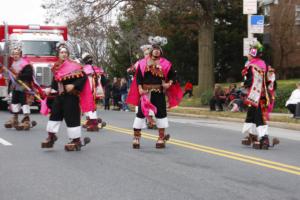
241,42,279,149
127,36,183,149
104,79,112,110
129,44,157,128
112,77,121,110
41,44,90,151
183,80,193,98
120,77,129,111
4,47,37,130
285,82,300,117
81,53,106,131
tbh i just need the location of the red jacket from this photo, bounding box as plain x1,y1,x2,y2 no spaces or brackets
184,82,193,91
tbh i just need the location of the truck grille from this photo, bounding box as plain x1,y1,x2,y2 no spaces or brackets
35,67,52,86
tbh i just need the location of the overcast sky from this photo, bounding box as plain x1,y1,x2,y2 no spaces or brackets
0,0,66,25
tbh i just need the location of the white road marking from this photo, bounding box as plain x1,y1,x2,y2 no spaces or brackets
0,138,12,146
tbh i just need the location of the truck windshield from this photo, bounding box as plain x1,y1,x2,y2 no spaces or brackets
21,41,58,56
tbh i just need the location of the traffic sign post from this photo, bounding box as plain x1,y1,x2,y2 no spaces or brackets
243,0,257,14
243,0,259,56
250,15,264,34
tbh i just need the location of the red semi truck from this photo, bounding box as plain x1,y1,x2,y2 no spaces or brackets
0,23,68,109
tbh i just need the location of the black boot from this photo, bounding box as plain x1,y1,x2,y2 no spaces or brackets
156,128,170,149
64,137,91,151
41,132,58,148
253,135,270,150
132,129,141,149
4,113,19,128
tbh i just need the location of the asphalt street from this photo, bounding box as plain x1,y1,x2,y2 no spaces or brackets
1,110,300,200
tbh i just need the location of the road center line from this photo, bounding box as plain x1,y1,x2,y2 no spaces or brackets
0,138,13,146
105,125,300,176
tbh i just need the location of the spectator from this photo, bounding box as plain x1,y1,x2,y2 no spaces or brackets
285,82,300,117
120,78,129,111
229,85,247,112
227,83,237,98
183,80,193,98
112,77,121,110
210,84,226,111
104,79,112,110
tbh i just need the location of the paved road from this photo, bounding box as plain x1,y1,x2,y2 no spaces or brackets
1,110,300,200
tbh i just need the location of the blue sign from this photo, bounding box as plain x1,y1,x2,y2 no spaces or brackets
251,15,264,26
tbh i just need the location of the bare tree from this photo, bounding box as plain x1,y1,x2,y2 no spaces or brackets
43,0,215,93
269,0,297,78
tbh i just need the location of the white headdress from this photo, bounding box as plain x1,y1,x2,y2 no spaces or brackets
148,36,168,46
10,42,22,54
140,44,153,52
81,52,90,60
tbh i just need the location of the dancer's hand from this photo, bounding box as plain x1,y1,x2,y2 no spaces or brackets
44,88,51,95
162,81,172,90
139,88,147,95
65,84,75,93
138,85,147,95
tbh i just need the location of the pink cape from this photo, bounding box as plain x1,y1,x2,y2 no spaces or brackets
80,79,96,113
20,57,31,68
11,57,31,72
126,57,183,108
54,60,95,113
247,58,266,72
54,60,82,81
83,65,104,75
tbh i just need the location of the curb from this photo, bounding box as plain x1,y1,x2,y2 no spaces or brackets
169,111,300,131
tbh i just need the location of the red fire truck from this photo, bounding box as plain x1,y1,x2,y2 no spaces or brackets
0,23,68,110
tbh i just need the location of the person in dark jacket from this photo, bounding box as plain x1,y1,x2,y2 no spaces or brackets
41,44,90,151
120,78,129,111
104,79,112,110
112,77,121,110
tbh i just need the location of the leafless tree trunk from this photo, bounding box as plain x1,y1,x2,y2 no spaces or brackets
197,0,214,94
198,19,214,94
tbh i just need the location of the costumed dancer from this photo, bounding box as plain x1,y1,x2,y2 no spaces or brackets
127,44,157,129
81,53,107,131
4,47,37,130
127,36,183,149
41,44,91,151
241,41,279,150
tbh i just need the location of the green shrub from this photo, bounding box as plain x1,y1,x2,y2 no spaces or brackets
200,90,213,105
274,88,294,110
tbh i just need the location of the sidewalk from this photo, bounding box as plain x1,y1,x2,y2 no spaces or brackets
169,106,300,131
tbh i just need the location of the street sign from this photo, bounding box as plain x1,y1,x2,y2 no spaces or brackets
243,37,257,56
243,0,257,14
250,15,264,34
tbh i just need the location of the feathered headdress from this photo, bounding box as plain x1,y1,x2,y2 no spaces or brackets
140,44,153,52
10,42,22,55
148,36,168,46
55,42,71,58
56,42,68,52
81,52,93,65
